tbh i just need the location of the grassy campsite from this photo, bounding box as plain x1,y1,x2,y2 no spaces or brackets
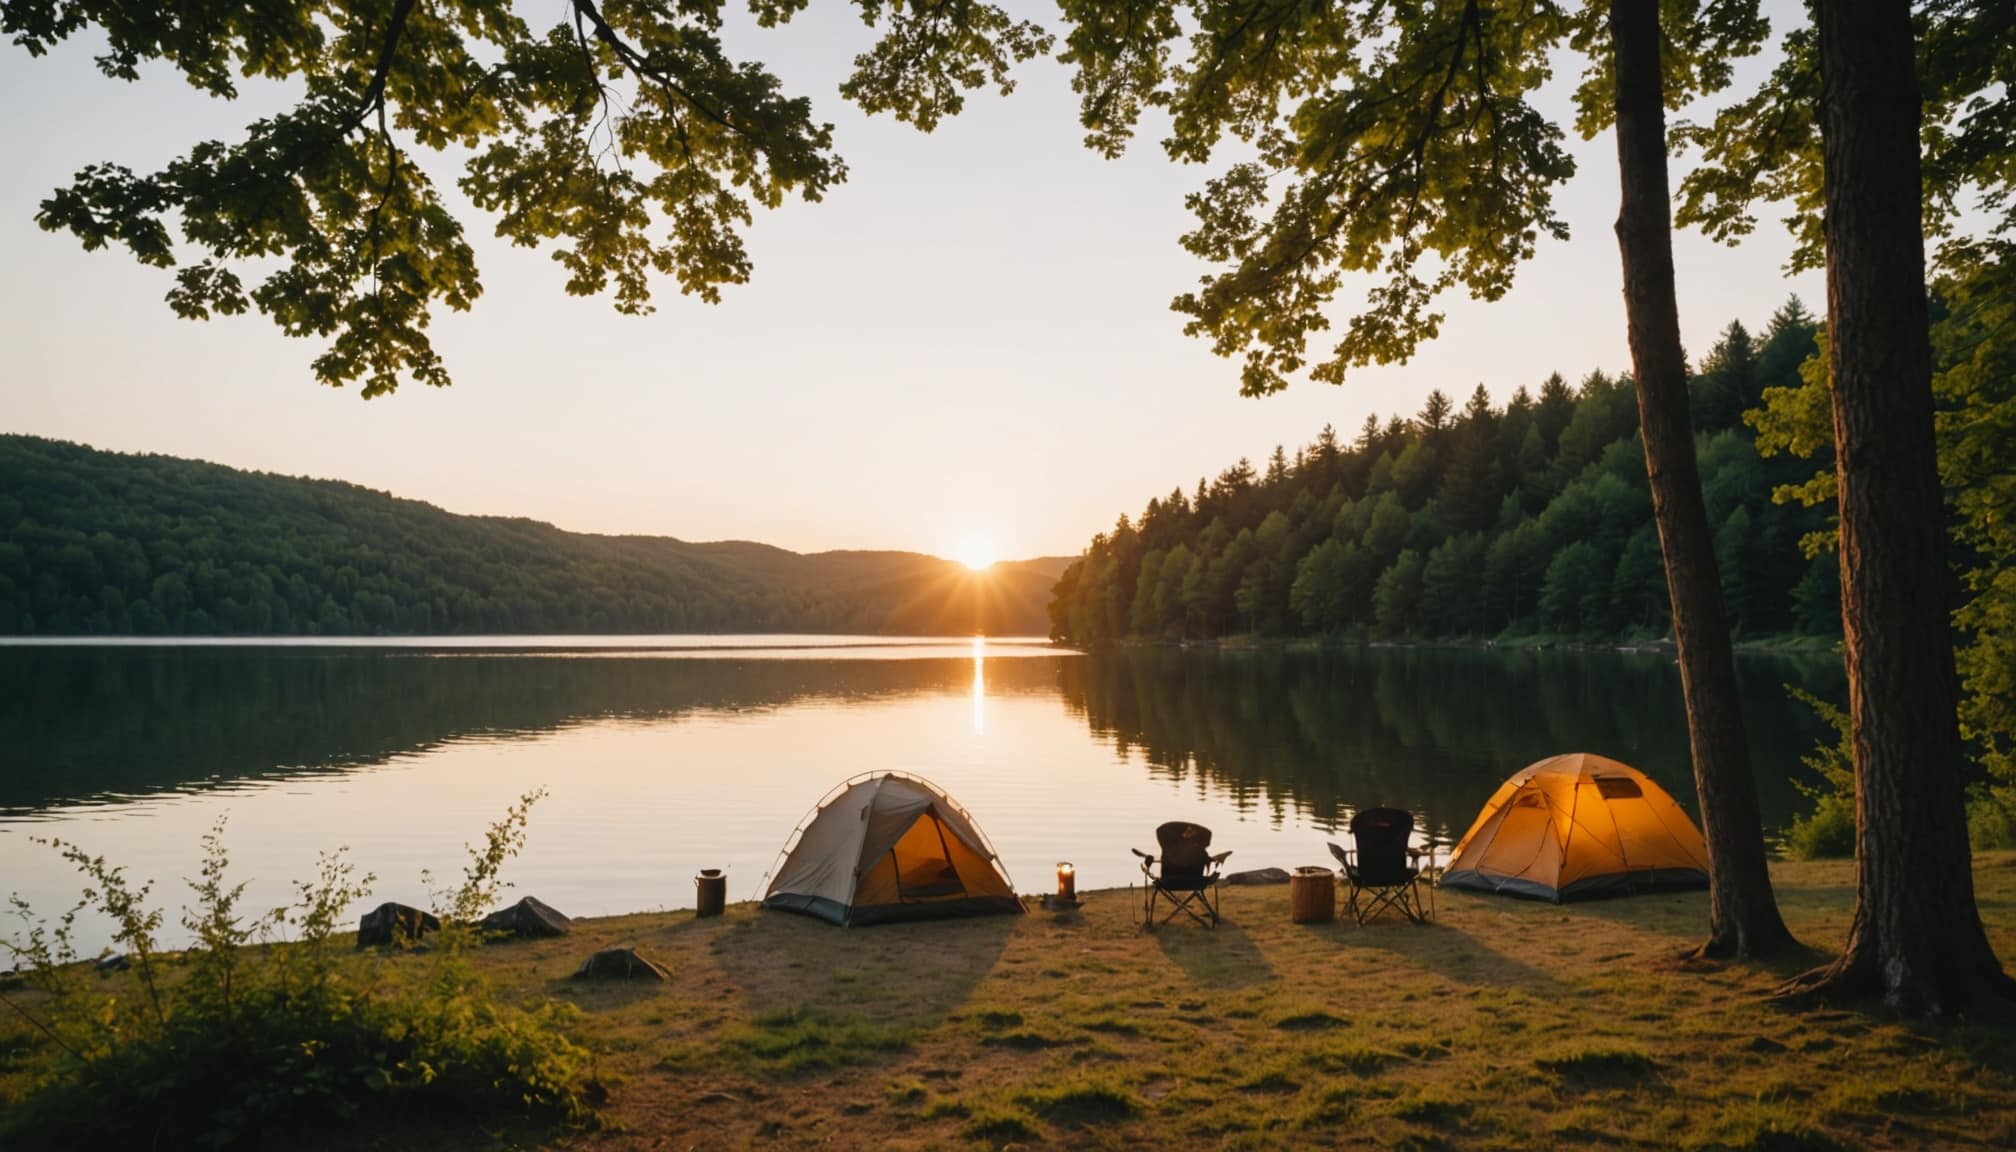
7,854,2016,1151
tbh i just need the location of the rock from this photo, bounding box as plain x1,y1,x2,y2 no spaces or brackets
1225,867,1293,886
356,902,439,948
93,953,132,974
572,947,671,982
481,895,572,939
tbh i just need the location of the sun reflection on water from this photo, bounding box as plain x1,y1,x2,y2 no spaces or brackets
971,635,986,735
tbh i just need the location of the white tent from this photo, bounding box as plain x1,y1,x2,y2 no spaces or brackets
762,773,1025,926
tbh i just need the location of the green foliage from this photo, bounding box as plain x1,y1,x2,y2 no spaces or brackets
1738,243,2016,796
1779,685,1856,860
1966,786,2016,853
1051,1,1774,394
1676,1,2014,274
1783,792,1856,861
0,435,1061,637
1050,304,1831,647
0,801,592,1148
1062,0,1566,392
1937,243,2016,787
3,0,1048,395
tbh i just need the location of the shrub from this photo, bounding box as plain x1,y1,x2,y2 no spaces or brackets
1781,686,1857,859
0,791,594,1149
1784,792,1857,860
1967,784,2016,851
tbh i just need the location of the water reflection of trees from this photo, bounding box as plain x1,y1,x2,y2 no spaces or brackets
0,648,1061,811
6,646,1845,834
1057,647,1845,838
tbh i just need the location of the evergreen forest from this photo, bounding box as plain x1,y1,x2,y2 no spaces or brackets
1049,300,1837,648
1051,266,2016,805
0,436,1065,638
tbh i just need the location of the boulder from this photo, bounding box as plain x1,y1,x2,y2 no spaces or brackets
356,902,440,948
480,895,572,939
572,947,670,982
1224,867,1293,886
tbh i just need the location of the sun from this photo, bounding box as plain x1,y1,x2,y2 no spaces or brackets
955,535,997,572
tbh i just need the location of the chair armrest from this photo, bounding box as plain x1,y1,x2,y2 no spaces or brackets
1327,841,1353,867
1208,850,1233,865
1131,849,1155,863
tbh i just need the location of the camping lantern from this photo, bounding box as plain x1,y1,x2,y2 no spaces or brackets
1056,862,1075,901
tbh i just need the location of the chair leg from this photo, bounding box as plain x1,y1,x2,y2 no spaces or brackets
1354,881,1431,925
1146,885,1222,929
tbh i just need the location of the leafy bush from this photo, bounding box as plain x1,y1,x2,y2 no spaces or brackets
1784,793,1858,860
0,791,593,1149
1781,686,1857,859
1966,785,2016,851
1778,685,2016,858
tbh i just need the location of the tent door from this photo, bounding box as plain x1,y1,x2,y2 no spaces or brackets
887,808,965,901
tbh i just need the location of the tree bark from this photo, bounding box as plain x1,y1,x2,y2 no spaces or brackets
1784,0,2011,1012
1609,0,1794,958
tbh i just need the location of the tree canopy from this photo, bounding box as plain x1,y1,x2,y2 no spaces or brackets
3,0,1048,395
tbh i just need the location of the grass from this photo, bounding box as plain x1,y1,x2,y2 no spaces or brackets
711,1007,913,1075
6,856,2016,1149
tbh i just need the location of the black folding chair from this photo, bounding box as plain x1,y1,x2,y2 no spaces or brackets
1133,821,1232,929
1328,807,1432,925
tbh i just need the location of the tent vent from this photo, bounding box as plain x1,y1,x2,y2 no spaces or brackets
1594,776,1644,799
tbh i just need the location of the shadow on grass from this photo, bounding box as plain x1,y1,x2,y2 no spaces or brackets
1342,918,1568,993
1519,888,1713,938
1151,920,1276,988
711,909,1017,1031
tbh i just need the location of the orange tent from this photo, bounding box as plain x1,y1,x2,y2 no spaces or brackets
1440,753,1709,902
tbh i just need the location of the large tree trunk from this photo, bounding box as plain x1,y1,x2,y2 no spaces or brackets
1784,0,2010,1012
1608,0,1794,958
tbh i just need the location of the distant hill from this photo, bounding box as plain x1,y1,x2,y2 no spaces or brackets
0,435,1071,637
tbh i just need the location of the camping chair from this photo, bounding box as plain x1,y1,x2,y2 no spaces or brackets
1329,807,1432,925
1133,821,1232,929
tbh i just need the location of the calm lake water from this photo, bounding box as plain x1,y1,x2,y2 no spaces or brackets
0,637,1843,951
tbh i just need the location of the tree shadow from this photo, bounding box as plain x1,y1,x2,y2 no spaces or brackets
709,910,1018,1030
1149,920,1277,989
1530,888,1715,939
1337,917,1568,994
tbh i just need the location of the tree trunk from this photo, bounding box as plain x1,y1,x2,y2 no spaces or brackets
1784,0,2011,1012
1608,0,1794,958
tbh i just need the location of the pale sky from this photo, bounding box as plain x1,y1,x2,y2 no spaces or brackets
0,3,1823,561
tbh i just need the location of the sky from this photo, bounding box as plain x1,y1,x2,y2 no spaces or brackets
0,2,1824,562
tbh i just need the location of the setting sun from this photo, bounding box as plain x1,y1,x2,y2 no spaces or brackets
955,535,997,571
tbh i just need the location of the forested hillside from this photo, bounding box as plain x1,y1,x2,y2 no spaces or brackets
1049,300,1837,645
0,437,1066,637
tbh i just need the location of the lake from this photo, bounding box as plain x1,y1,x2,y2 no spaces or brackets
0,638,1844,951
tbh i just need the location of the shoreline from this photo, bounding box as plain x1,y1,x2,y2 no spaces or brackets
1089,632,1841,657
